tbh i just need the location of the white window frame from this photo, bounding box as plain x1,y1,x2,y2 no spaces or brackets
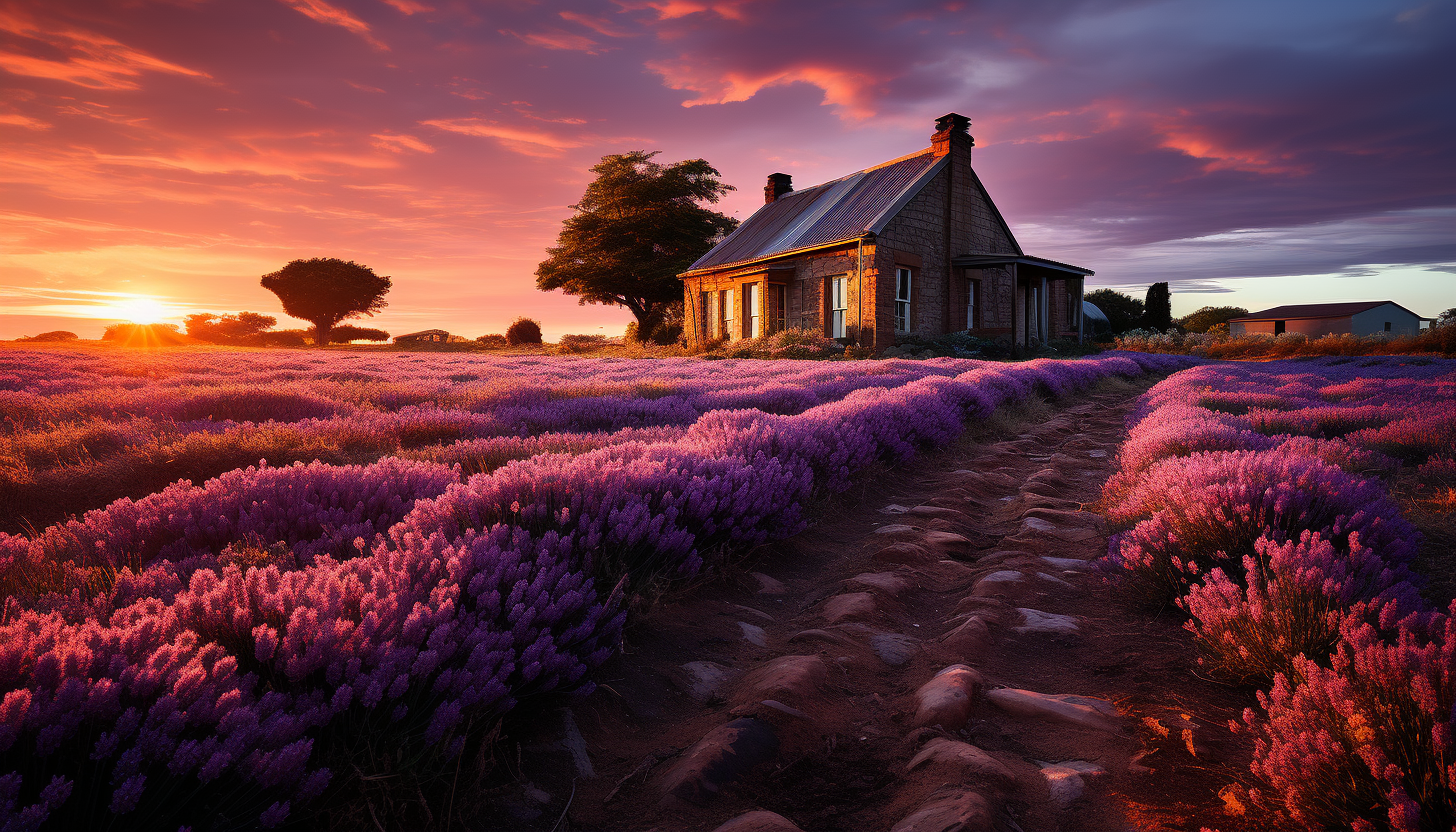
895,268,912,333
745,283,761,338
719,288,733,339
830,276,848,339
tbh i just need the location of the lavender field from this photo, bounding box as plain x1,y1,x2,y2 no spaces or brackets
0,346,1196,830
1099,356,1456,831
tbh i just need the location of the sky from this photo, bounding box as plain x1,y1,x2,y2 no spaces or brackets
1,0,1453,340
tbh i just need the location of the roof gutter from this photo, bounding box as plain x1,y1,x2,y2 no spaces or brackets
679,237,867,278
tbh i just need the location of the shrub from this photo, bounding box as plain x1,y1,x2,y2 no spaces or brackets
558,334,607,354
475,334,508,348
16,331,78,343
1244,607,1454,831
1181,532,1422,682
505,318,542,346
327,325,389,343
260,329,309,347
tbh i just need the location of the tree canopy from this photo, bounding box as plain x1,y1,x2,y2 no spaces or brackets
1141,282,1172,331
260,258,391,346
536,151,737,341
185,312,276,344
1084,289,1145,334
1178,305,1248,334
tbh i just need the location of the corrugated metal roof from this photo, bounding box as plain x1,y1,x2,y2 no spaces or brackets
686,150,941,273
1231,301,1408,321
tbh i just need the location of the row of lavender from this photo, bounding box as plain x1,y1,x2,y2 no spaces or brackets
3,348,1076,529
1100,356,1455,831
0,351,1191,830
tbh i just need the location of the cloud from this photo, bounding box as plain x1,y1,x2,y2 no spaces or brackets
277,0,388,50
0,113,50,130
371,133,434,153
0,10,208,90
509,28,602,53
380,0,432,13
421,118,586,156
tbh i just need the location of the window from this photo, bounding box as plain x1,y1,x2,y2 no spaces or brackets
1068,292,1079,330
1384,321,1392,332
830,276,848,339
719,289,732,339
1274,320,1286,335
895,268,912,332
770,284,786,333
966,278,979,330
744,283,761,338
699,291,712,338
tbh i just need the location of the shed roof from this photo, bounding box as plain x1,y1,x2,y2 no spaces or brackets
395,329,451,339
1230,301,1420,322
684,150,948,274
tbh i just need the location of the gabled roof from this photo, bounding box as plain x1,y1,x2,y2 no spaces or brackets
1230,301,1420,322
684,149,949,274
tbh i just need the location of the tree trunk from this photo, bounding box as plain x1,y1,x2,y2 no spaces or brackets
313,324,330,347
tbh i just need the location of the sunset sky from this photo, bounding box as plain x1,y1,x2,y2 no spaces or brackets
2,0,1452,340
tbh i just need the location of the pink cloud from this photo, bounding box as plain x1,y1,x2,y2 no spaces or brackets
420,119,586,156
0,10,207,90
277,0,388,50
380,0,432,13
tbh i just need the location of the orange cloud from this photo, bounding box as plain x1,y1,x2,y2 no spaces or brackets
421,119,585,156
0,113,50,130
0,10,207,90
371,133,434,153
559,10,635,37
277,0,388,50
621,0,754,21
510,29,602,53
380,0,432,13
648,59,881,118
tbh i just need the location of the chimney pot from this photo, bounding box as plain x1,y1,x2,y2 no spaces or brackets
931,112,973,157
765,172,793,203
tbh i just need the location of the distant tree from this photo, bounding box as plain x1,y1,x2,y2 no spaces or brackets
185,312,276,343
1178,305,1247,334
476,334,509,348
327,324,390,343
261,329,310,347
506,317,543,345
102,323,186,345
1435,307,1456,327
18,330,78,342
1084,289,1145,334
1141,282,1172,331
536,151,738,342
260,258,391,347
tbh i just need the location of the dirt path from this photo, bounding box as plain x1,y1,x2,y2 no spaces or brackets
480,381,1254,832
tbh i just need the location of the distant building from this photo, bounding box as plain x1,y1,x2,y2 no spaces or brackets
680,113,1091,350
1228,302,1429,338
394,329,468,344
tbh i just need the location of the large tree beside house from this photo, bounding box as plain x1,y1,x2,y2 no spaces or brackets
536,151,738,341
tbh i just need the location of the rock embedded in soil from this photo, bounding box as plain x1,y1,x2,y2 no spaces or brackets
822,592,877,623
921,530,974,557
1013,608,1081,635
679,661,739,705
787,628,858,648
847,571,910,596
874,523,920,537
972,570,1025,596
890,787,994,832
660,718,780,805
751,572,788,595
870,632,920,666
938,615,993,659
905,737,1016,785
1038,760,1106,809
738,621,769,647
906,505,966,520
874,542,937,565
710,810,807,832
984,689,1123,733
734,655,828,709
1039,556,1091,572
911,664,984,730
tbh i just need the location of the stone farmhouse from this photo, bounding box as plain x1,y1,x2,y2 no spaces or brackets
393,329,468,344
1228,302,1430,338
679,113,1092,351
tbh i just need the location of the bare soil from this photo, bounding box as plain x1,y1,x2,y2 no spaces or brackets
464,379,1273,832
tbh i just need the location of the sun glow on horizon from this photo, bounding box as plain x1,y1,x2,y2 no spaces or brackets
109,296,171,325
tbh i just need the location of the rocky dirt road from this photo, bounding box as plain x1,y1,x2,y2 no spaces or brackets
487,380,1253,832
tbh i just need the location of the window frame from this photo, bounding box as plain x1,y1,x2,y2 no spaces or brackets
895,267,913,333
830,276,848,339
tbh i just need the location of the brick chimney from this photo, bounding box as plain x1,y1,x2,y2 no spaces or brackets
764,172,793,203
931,112,973,157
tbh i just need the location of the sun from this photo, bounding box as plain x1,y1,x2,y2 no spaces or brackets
112,297,169,324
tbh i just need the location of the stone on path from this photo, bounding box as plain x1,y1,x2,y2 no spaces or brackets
939,615,992,659
847,571,910,596
1014,608,1082,635
906,505,967,520
972,570,1024,596
874,523,919,537
738,621,768,647
711,810,806,832
727,603,775,624
1040,556,1091,572
735,655,827,709
660,718,780,805
1039,760,1106,809
911,664,983,730
680,661,739,705
787,628,857,648
874,542,937,565
984,689,1123,733
870,632,919,666
751,572,787,595
822,592,877,624
906,737,1015,785
890,788,994,832
922,530,973,557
